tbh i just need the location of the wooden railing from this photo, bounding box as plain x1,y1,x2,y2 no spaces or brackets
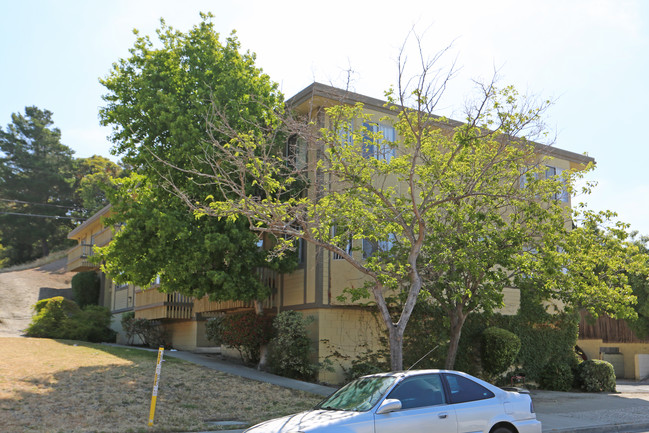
135,289,193,320
194,267,280,314
93,227,113,247
66,243,97,272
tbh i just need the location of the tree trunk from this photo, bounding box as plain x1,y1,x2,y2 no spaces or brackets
388,324,404,371
41,238,50,258
254,300,269,371
445,307,467,370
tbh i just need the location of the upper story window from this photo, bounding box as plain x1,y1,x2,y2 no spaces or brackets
286,135,307,170
545,165,569,203
336,120,354,147
362,122,396,162
362,233,396,259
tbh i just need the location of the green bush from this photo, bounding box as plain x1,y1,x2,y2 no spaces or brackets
121,314,169,348
539,361,574,391
25,296,115,342
268,311,316,380
26,297,81,338
71,271,100,308
481,327,521,378
205,310,274,364
205,315,225,346
577,359,616,392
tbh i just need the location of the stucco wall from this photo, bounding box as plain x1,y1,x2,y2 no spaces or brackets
578,338,649,379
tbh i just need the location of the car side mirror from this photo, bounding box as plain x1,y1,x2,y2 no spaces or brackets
376,398,402,414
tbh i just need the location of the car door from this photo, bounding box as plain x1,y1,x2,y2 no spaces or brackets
442,373,500,433
374,374,457,433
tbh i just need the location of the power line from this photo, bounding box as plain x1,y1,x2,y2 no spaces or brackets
0,211,84,221
0,197,75,210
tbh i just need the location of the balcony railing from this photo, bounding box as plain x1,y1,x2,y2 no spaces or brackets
135,289,193,320
93,226,113,247
67,243,98,272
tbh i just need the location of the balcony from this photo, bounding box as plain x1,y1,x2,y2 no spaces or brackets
135,289,193,320
67,243,98,272
93,226,113,247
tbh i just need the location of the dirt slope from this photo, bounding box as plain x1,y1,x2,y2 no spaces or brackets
0,258,75,337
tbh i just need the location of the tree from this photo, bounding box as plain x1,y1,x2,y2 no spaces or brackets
72,155,123,217
628,233,649,338
97,14,290,368
167,46,644,372
0,107,76,265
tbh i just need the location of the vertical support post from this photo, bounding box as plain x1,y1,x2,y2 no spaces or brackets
148,346,165,426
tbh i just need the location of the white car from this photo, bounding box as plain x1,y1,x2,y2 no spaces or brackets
244,369,541,433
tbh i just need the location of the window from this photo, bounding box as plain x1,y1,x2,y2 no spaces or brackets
336,120,354,147
363,234,396,259
443,374,494,404
362,122,396,162
286,135,307,170
297,237,306,265
545,165,569,203
387,375,446,410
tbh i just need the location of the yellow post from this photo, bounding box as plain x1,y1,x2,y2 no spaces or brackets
148,346,165,427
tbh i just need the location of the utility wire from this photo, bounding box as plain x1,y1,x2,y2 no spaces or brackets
0,211,84,221
0,197,75,210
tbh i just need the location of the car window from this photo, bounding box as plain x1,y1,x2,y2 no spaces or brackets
443,374,495,404
317,376,397,412
386,374,446,410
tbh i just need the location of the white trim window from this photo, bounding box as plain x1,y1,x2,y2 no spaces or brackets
545,165,569,203
362,122,396,162
362,234,396,259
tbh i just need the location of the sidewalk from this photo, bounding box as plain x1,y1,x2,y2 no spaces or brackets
533,379,649,433
108,345,649,433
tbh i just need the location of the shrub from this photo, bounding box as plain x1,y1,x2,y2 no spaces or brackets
344,350,390,382
481,327,521,378
206,311,274,364
25,297,115,342
122,315,169,348
268,311,316,380
205,315,225,346
71,271,100,308
63,305,116,343
26,297,80,338
539,361,574,391
577,359,616,392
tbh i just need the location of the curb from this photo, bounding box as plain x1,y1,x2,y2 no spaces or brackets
545,421,649,433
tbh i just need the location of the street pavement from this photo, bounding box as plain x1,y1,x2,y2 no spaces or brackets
107,345,649,433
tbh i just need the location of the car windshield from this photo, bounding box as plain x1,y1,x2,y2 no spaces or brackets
317,376,397,412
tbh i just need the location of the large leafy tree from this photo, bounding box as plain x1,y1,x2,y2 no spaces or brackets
72,155,123,218
97,14,288,310
165,44,642,371
0,107,76,264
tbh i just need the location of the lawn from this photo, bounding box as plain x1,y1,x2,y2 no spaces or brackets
0,337,322,432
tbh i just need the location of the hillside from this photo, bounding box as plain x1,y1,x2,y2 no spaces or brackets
0,258,75,337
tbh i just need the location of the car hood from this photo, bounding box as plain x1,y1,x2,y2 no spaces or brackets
245,409,363,433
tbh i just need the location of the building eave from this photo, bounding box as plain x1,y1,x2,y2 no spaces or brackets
286,82,596,166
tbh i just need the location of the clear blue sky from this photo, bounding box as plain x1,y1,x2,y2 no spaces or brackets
1,0,648,235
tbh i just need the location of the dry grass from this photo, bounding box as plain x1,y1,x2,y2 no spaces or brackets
0,337,322,433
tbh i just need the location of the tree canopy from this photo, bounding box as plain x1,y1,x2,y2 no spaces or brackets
0,106,76,264
96,13,290,302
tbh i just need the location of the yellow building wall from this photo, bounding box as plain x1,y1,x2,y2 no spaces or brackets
283,270,305,306
577,339,649,380
310,307,385,384
163,320,199,351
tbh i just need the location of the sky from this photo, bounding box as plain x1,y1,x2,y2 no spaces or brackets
1,0,648,235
